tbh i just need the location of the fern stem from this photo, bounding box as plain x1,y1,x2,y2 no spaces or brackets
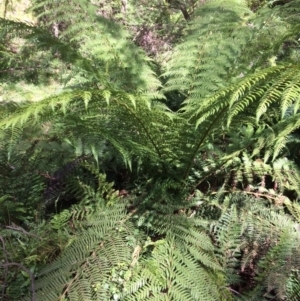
183,106,228,181
120,102,163,160
192,160,228,190
211,190,283,202
61,270,79,299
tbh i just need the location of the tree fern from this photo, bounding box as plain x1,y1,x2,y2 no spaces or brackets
1,2,300,300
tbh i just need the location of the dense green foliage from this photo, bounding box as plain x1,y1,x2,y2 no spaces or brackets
1,0,300,300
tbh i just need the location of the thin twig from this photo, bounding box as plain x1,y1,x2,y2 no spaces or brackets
0,236,36,301
6,224,42,240
0,263,36,301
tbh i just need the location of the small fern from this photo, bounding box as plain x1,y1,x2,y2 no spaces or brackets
210,194,300,300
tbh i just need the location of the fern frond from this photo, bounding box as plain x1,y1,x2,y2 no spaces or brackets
210,193,300,300
164,0,253,99
22,203,136,301
165,0,300,104
0,89,172,169
123,236,229,301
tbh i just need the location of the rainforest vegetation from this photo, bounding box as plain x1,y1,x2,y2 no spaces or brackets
1,0,300,300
